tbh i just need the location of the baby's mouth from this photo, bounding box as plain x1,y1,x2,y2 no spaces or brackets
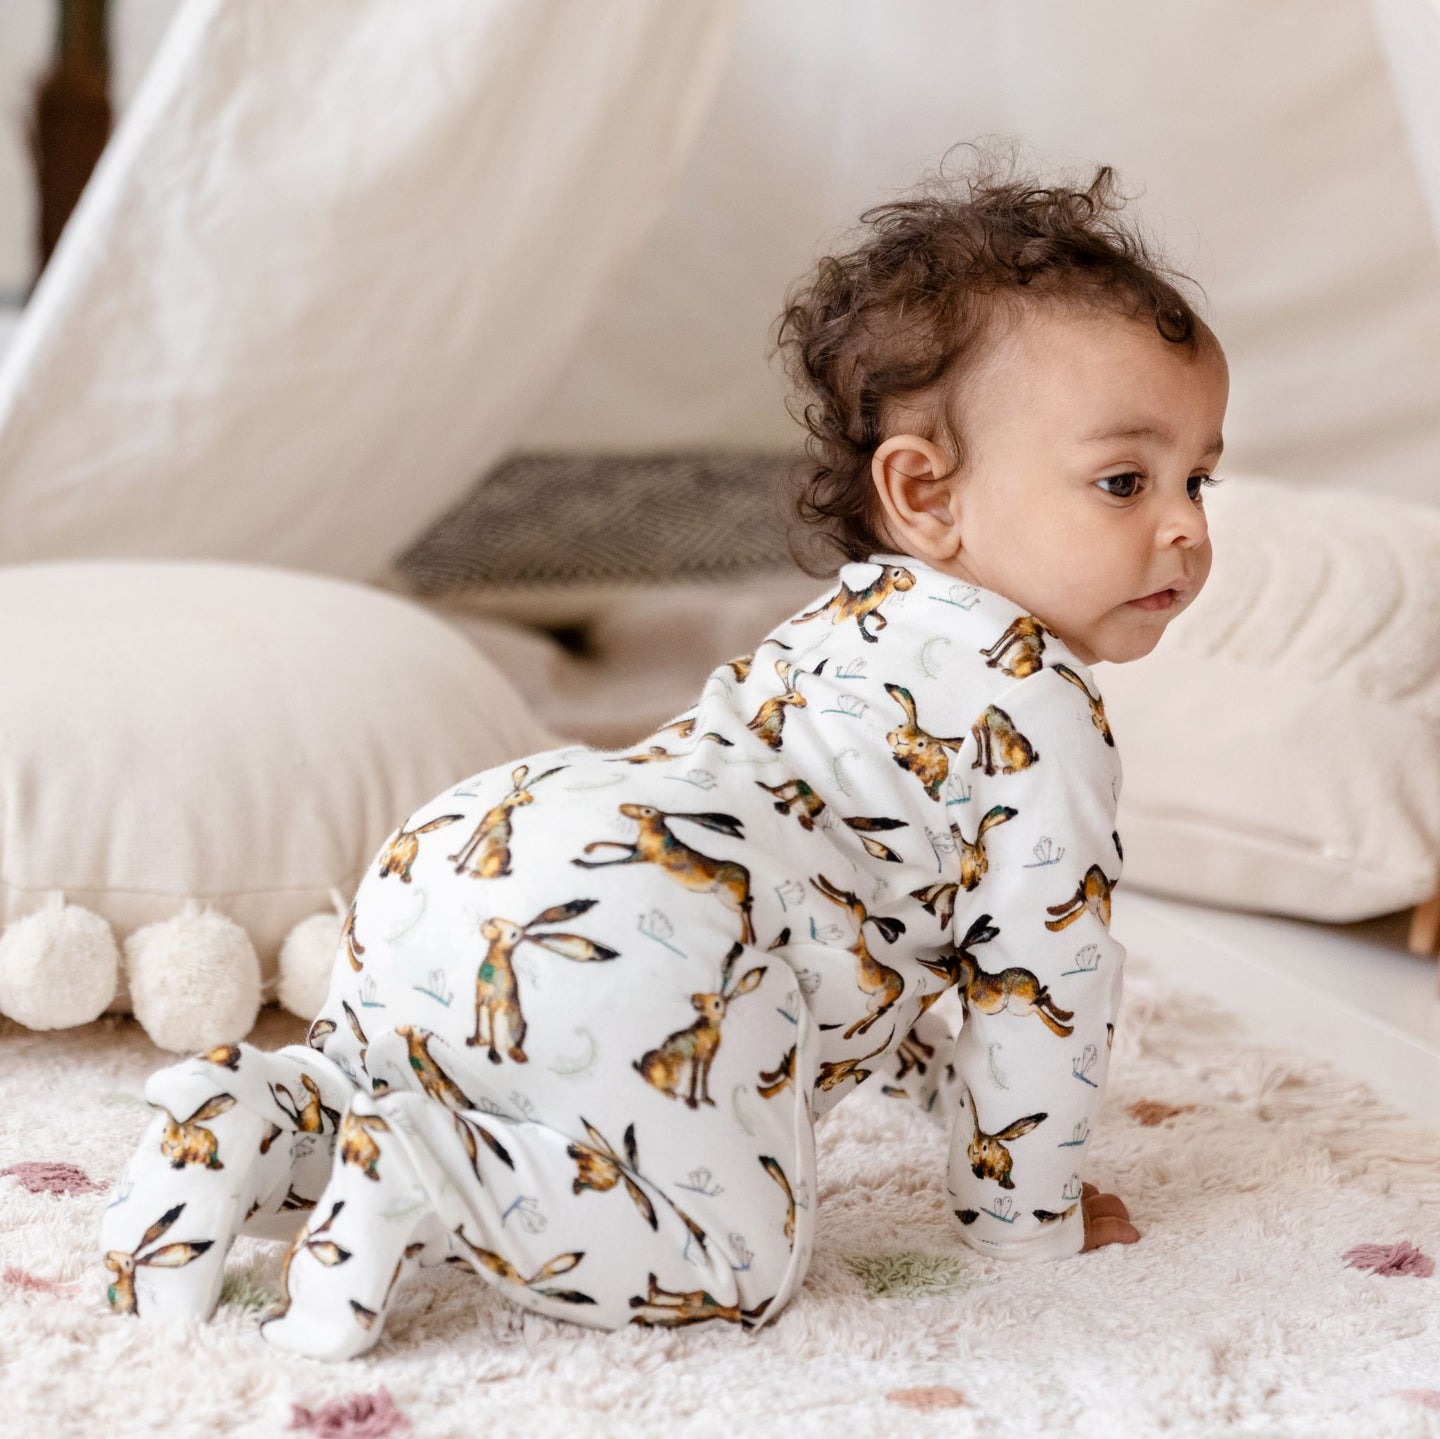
1127,588,1179,611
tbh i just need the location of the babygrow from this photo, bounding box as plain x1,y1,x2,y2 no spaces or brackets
101,553,1126,1358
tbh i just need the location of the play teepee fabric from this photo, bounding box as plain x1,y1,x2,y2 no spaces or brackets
0,0,738,581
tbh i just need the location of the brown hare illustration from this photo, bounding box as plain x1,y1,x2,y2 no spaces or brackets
634,942,766,1108
809,874,906,1040
377,811,465,883
104,1204,214,1316
452,1227,597,1307
755,777,826,829
448,1111,516,1188
927,912,1076,1036
628,1271,773,1327
268,1074,342,1136
963,1087,1048,1190
1045,864,1116,931
338,1108,390,1181
1052,663,1115,746
756,1044,795,1099
979,614,1055,678
574,803,756,945
566,1119,659,1231
760,1153,797,1244
885,683,968,800
157,1094,236,1169
815,1029,893,1093
654,715,736,745
746,656,827,751
790,563,916,643
466,899,619,1064
726,636,793,682
200,1044,242,1070
265,1200,350,1323
341,902,365,971
341,1000,370,1070
756,777,909,862
909,802,1018,927
971,704,1039,777
891,1027,937,1083
447,763,566,879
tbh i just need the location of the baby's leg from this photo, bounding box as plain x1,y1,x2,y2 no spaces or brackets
260,1084,785,1362
100,1041,358,1322
874,1004,966,1126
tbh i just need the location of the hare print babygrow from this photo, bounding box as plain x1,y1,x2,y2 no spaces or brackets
100,552,1126,1356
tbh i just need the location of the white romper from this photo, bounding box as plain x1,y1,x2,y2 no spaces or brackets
100,552,1126,1357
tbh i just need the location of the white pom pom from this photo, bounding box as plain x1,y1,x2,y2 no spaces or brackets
278,911,342,1020
124,904,260,1053
0,895,119,1029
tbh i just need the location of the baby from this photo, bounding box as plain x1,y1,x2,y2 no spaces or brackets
101,158,1227,1358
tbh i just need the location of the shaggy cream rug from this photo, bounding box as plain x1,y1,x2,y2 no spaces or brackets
3,947,1439,1439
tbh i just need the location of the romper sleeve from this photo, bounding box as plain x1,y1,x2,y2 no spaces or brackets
945,659,1126,1262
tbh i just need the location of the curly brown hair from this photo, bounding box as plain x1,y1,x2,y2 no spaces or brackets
772,145,1211,575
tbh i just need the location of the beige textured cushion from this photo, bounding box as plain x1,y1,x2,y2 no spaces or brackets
0,560,557,1019
1102,474,1440,922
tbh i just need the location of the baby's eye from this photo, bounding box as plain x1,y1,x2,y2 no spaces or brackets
1188,473,1223,501
1096,473,1141,498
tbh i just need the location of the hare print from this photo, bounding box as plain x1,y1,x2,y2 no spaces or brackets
452,1227,598,1308
909,802,1017,928
940,913,1076,1037
1045,864,1116,931
377,811,464,883
634,943,766,1108
979,614,1055,679
104,1204,214,1315
790,563,916,643
757,777,910,861
809,874,906,1040
157,1094,236,1169
1052,663,1115,745
266,1201,350,1323
268,1074,342,1136
574,804,757,944
338,1108,390,1181
628,1271,772,1328
756,1044,795,1099
746,656,827,751
756,777,826,829
815,1030,893,1093
963,1087,1047,1190
447,763,565,879
971,704,1039,777
341,902,365,971
566,1119,659,1231
726,636,793,682
467,899,619,1064
759,1154,797,1244
884,683,968,800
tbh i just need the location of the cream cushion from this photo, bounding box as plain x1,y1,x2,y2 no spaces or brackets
0,559,558,1026
1101,474,1440,922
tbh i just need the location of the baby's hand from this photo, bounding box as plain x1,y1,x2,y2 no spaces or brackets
1080,1180,1140,1251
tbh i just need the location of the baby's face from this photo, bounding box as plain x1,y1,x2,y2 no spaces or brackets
933,305,1228,665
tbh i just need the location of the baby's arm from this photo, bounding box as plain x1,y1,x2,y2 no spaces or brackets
945,662,1131,1261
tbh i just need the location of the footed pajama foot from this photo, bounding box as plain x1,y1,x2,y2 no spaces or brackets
260,1089,451,1361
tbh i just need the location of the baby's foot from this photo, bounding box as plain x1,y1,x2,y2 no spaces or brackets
260,1090,449,1361
101,1098,281,1321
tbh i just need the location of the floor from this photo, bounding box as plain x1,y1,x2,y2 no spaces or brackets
1113,888,1440,1132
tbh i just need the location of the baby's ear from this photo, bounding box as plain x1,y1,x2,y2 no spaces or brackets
870,435,962,563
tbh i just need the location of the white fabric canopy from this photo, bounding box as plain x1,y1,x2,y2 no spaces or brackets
0,0,737,580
